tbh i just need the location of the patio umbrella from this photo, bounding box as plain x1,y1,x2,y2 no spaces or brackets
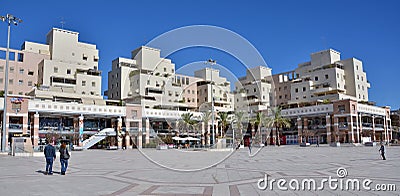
186,137,200,141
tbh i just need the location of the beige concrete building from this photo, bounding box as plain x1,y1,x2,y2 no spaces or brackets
234,66,273,115
195,68,234,113
273,49,370,106
0,44,49,95
28,28,103,103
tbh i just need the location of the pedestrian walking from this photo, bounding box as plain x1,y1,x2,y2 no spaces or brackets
316,137,320,147
249,138,252,154
59,142,70,175
379,144,386,160
44,142,56,175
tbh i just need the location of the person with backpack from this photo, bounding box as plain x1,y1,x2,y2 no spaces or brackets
59,142,70,175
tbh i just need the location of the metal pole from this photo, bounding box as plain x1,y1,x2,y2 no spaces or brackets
1,21,10,152
207,59,216,146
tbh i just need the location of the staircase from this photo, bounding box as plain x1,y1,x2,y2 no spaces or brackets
82,128,116,149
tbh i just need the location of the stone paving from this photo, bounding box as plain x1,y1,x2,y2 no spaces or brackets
0,145,399,196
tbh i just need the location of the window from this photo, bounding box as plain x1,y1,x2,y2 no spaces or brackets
28,71,34,75
303,87,306,92
0,66,3,72
192,98,195,102
362,86,364,90
18,80,23,85
315,76,318,81
83,54,88,61
325,74,329,79
28,81,32,86
92,82,96,87
0,78,3,84
357,75,359,80
254,88,256,92
18,92,23,95
82,81,86,86
338,83,340,88
54,67,58,73
10,66,14,73
361,76,363,81
279,95,282,99
284,86,287,90
278,87,281,91
303,95,307,99
192,90,195,94
356,65,359,70
116,82,118,87
171,69,174,73
67,69,71,74
82,91,85,95
295,88,298,93
337,73,339,78
358,84,360,89
164,67,166,72
18,53,24,62
19,68,24,74
186,78,189,85
91,91,95,95
338,105,345,112
9,79,13,85
147,80,150,85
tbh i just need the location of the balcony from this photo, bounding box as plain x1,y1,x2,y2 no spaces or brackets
338,122,348,128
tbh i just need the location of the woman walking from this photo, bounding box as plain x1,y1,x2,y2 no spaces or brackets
59,142,70,175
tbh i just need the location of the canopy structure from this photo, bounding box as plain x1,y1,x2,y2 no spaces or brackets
186,137,200,141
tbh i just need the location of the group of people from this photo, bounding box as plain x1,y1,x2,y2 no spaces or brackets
43,142,70,175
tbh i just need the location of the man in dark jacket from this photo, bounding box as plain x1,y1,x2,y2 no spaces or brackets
44,142,56,175
379,144,386,160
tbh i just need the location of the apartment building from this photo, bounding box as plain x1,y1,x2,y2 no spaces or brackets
234,66,273,115
0,43,49,95
195,68,234,113
273,49,370,106
269,49,390,145
0,28,138,152
27,28,103,104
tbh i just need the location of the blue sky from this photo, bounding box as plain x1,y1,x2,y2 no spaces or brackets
1,0,399,109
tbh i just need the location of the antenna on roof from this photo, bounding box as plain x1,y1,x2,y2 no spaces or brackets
60,17,66,29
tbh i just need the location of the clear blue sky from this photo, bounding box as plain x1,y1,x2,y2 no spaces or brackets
1,0,399,109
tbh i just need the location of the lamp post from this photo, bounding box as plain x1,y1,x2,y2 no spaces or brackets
1,14,22,152
206,59,216,146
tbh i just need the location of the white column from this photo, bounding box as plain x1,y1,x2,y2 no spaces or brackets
117,117,123,150
145,118,150,144
355,114,360,143
384,116,388,143
349,116,354,143
359,113,363,143
371,115,376,141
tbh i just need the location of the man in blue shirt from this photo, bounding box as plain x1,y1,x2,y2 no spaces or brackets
44,142,56,175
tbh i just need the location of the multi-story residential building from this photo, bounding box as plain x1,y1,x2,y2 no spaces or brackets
234,66,273,115
195,68,234,113
273,49,370,106
268,49,391,145
0,43,49,95
390,109,400,140
0,28,142,152
26,28,103,104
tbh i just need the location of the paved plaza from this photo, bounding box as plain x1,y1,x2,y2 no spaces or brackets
0,145,399,196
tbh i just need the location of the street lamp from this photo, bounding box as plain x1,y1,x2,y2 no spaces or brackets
1,14,22,152
206,59,216,146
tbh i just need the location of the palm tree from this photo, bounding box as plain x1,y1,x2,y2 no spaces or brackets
251,112,264,144
233,111,245,141
200,111,211,145
218,112,229,137
181,113,195,133
265,107,291,146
